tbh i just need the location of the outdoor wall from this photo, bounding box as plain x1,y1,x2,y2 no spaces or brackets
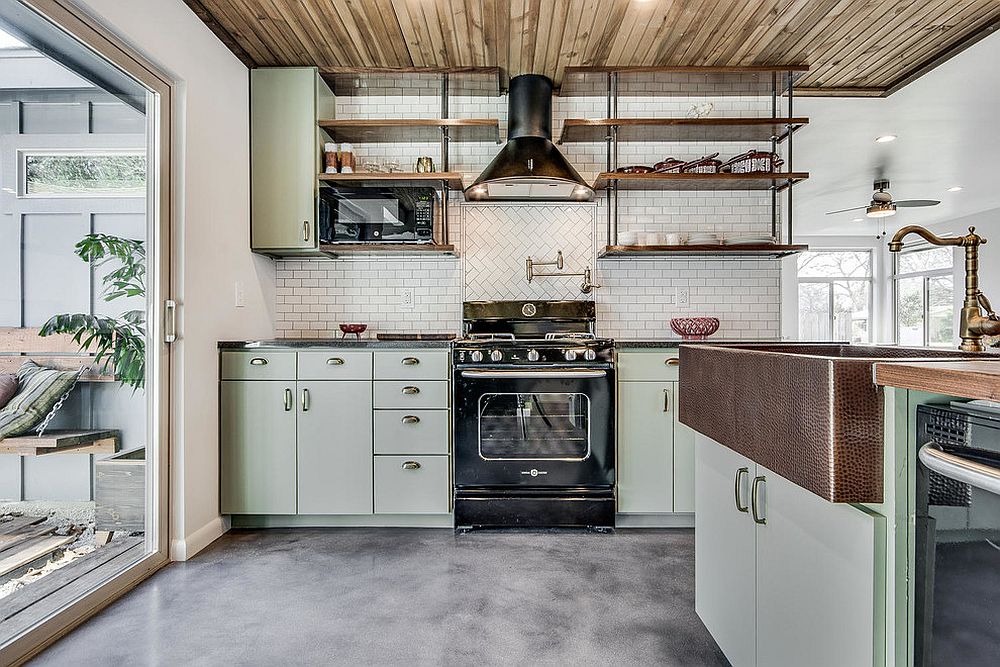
78,0,275,560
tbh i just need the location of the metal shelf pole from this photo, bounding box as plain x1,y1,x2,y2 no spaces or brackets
441,73,450,245
786,70,794,245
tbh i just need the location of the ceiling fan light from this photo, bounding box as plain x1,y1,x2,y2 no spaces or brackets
866,202,897,218
875,134,897,143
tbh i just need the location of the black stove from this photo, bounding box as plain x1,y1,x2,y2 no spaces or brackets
452,300,616,531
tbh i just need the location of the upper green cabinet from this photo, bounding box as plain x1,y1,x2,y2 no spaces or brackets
250,67,334,254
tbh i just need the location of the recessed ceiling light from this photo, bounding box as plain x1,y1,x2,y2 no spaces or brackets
852,218,863,222
947,186,963,192
875,134,897,143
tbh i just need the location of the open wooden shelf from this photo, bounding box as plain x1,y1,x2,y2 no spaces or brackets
593,171,808,191
558,117,808,143
318,118,500,143
318,172,465,189
599,244,808,259
319,243,458,258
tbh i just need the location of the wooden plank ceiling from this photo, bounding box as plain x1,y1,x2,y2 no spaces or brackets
184,0,1000,94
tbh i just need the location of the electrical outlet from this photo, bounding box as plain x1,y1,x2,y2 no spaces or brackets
675,287,690,311
401,288,415,310
234,281,245,308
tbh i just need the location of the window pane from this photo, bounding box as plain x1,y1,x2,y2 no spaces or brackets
24,153,146,196
799,282,831,340
797,251,871,278
897,246,953,275
833,280,871,343
896,276,925,345
927,275,954,347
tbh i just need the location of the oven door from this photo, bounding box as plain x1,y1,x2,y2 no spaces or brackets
453,367,615,488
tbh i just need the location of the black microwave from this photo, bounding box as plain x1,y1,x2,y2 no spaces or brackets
318,186,435,244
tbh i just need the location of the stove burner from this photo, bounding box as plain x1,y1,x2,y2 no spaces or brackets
545,332,596,340
467,333,516,341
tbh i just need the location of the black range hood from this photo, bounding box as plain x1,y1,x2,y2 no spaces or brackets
464,74,594,201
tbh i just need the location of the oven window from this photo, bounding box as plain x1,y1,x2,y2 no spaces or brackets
478,393,590,460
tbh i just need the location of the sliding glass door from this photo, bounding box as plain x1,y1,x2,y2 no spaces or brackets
0,0,170,660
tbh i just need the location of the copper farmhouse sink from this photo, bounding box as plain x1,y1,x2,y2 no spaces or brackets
678,344,987,503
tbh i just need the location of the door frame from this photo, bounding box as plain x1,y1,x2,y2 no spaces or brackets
1,0,173,662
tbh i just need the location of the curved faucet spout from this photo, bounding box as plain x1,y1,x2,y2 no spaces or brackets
887,225,968,252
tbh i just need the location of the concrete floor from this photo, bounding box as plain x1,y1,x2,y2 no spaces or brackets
32,528,727,666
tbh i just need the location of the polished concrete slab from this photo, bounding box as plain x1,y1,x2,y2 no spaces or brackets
32,528,727,666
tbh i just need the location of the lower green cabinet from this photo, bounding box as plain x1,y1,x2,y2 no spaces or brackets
374,456,450,514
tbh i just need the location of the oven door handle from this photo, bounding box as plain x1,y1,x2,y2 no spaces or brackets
919,443,1000,496
460,369,608,379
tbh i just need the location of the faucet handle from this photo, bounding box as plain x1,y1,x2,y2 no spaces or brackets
979,292,999,320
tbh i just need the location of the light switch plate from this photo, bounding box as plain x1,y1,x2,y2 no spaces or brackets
234,281,245,308
401,288,415,310
675,287,690,311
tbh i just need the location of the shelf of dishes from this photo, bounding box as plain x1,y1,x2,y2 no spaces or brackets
593,171,807,191
557,117,808,144
599,244,807,259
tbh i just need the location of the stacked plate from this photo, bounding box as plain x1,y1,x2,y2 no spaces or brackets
724,235,776,246
688,232,722,246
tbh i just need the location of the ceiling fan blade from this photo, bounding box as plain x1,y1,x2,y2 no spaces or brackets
894,199,941,207
825,205,868,215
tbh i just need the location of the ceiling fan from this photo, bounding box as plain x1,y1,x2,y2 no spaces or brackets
826,179,940,218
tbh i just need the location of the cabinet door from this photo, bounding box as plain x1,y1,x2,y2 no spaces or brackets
755,467,880,667
673,386,696,512
296,381,373,514
695,434,757,667
220,381,297,514
251,68,317,252
617,381,674,513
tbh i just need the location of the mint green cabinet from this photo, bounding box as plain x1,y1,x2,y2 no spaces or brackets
695,434,883,667
296,381,373,514
220,381,297,514
250,67,334,254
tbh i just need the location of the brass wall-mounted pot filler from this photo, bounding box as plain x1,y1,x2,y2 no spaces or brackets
888,226,1000,352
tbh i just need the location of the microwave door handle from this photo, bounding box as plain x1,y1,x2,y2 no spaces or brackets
919,444,1000,496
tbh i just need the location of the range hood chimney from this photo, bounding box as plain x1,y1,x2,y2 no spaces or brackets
465,74,594,201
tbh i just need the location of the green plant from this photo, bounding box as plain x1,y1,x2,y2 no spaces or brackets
39,234,146,390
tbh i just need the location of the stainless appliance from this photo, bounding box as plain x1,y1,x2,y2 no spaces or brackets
318,186,435,244
452,300,615,530
915,402,1000,665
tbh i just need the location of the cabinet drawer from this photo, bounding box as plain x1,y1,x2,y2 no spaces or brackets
221,351,296,380
618,351,680,381
374,455,450,514
374,381,449,409
297,351,372,380
375,410,449,455
374,350,450,380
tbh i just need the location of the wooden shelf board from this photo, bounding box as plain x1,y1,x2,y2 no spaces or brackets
318,118,500,143
558,117,808,143
318,172,465,190
319,244,458,258
593,172,808,191
598,244,808,259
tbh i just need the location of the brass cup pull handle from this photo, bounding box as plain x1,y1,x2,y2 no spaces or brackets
283,388,293,412
401,357,420,366
402,461,421,470
665,358,680,366
402,386,420,395
751,475,766,525
734,467,749,513
250,357,268,366
301,388,310,412
326,357,345,366
401,415,421,424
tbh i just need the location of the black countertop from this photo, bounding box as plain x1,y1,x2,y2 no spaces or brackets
220,338,783,350
615,338,783,348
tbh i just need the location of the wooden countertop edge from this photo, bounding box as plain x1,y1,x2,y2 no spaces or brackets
874,360,1000,401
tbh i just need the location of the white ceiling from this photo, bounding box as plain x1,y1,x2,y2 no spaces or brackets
794,29,1000,236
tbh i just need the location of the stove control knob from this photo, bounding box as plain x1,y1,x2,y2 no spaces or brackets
564,349,578,362
527,349,540,362
470,350,483,362
584,349,597,361
490,349,503,362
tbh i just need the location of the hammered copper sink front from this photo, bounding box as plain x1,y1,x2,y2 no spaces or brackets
677,344,983,504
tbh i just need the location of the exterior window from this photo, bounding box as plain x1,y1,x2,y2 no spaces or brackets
797,250,873,342
893,246,955,346
20,151,146,197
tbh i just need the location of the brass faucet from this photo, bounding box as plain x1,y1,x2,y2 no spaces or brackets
888,225,1000,352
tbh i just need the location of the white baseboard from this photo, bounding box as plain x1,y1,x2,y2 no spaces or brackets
615,513,695,528
169,515,229,561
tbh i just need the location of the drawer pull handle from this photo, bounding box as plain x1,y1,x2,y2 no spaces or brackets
301,388,310,412
401,357,420,366
751,475,767,525
401,415,421,424
326,357,345,365
284,388,292,411
734,467,749,513
665,358,680,366
402,386,420,395
250,357,268,366
402,461,421,470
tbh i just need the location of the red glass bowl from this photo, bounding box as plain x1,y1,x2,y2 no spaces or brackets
670,317,720,340
339,323,368,337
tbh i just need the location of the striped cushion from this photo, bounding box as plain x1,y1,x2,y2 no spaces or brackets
0,361,81,440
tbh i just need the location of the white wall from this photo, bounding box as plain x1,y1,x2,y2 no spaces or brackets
77,0,275,560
